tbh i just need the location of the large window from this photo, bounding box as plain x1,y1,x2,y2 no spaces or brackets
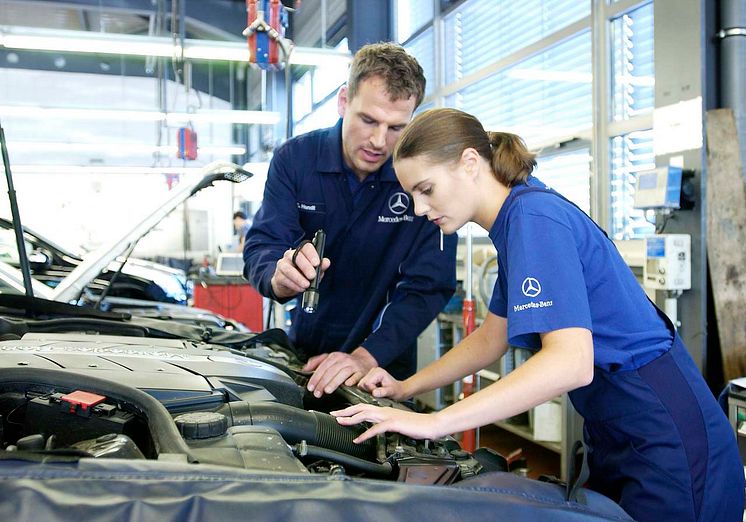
535,145,592,214
404,27,435,97
610,130,655,239
395,0,435,43
608,2,655,238
450,32,592,148
443,0,589,84
611,2,654,121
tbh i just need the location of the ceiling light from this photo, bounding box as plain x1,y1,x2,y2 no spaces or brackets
11,165,208,175
0,26,352,67
7,142,246,156
0,105,280,125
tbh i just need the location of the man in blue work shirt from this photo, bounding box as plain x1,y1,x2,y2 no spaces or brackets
244,42,457,398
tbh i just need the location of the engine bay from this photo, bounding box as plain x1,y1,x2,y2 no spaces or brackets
0,332,504,484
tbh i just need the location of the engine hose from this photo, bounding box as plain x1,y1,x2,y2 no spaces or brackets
293,443,393,477
0,367,199,462
242,402,376,460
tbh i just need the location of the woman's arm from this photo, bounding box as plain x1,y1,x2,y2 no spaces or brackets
334,326,594,442
362,313,509,400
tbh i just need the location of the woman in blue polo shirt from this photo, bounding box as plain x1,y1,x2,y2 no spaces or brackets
332,108,743,521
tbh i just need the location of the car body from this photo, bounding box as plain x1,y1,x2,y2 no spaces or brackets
0,217,190,304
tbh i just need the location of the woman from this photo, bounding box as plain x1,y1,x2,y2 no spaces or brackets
332,108,743,521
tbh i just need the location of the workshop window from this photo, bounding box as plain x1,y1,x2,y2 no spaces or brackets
395,0,435,43
611,2,654,121
443,0,590,85
449,31,592,147
404,26,436,97
535,146,592,215
610,129,656,239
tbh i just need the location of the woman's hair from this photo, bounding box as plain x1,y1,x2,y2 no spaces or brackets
393,108,536,186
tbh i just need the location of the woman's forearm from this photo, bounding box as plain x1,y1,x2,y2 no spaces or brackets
402,313,509,398
429,327,594,437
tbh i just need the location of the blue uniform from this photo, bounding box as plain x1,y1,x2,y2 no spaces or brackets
488,176,743,521
244,120,457,379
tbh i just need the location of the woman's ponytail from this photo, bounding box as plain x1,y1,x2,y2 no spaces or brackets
486,131,536,186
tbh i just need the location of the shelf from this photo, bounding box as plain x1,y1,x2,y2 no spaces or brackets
493,420,562,454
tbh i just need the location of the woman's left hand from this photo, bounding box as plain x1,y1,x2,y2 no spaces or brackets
331,404,443,444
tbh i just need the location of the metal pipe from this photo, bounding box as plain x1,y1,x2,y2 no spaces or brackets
0,119,33,298
719,0,746,179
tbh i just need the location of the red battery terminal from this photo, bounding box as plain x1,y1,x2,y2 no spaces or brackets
60,390,106,415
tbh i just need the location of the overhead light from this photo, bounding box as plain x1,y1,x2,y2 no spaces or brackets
7,141,246,156
11,165,208,175
0,105,280,125
0,26,352,67
166,110,280,125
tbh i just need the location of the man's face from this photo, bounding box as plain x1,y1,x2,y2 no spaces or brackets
338,76,417,180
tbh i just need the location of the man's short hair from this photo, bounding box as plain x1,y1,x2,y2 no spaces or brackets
233,211,247,220
347,42,426,108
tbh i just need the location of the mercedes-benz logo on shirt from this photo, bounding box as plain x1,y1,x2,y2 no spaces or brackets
521,277,542,298
388,192,410,215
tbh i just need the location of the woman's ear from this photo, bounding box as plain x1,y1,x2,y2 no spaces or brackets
460,147,480,180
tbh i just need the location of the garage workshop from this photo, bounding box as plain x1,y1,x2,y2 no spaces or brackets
0,0,745,520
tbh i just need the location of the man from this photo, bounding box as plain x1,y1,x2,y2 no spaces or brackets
244,42,457,398
233,211,251,253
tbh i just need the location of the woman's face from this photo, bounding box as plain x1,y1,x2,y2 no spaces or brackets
394,155,476,235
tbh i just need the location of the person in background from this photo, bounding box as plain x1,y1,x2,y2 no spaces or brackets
332,108,743,522
243,43,457,397
233,211,251,253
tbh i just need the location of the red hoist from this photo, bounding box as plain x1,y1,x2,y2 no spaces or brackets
243,0,295,69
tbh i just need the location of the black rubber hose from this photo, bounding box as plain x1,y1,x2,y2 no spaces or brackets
0,367,198,462
293,444,393,477
242,402,376,460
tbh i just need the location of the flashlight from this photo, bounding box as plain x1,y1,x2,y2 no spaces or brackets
301,229,326,313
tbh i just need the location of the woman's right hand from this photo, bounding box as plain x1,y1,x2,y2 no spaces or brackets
358,368,406,401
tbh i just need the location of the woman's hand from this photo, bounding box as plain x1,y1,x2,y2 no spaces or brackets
357,367,407,401
331,404,444,444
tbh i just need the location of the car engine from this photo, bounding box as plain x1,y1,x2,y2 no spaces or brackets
0,333,503,484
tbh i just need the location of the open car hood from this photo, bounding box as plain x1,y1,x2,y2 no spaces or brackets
50,161,251,303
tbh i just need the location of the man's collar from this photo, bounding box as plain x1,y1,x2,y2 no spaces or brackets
317,118,397,182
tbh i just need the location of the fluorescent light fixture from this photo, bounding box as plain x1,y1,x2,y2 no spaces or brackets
0,105,163,122
166,110,280,125
12,165,208,175
0,105,280,125
7,141,246,155
0,26,352,67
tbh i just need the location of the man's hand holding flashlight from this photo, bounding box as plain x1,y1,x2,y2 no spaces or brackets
271,242,330,299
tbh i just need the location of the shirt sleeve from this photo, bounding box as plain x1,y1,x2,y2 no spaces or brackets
243,145,304,303
497,206,592,349
360,226,457,367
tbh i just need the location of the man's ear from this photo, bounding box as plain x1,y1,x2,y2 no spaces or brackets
338,85,349,118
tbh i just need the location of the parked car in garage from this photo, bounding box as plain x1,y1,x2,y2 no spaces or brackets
0,218,191,304
0,163,255,331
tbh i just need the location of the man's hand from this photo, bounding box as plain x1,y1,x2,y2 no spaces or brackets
303,347,378,398
331,404,444,444
357,368,407,402
270,243,330,299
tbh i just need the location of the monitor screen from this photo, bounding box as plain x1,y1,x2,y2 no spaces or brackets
215,253,245,276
